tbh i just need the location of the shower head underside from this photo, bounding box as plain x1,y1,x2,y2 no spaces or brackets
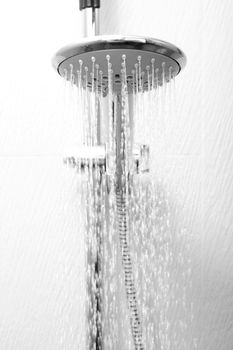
53,35,186,93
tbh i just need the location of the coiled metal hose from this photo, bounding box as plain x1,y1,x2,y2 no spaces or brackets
116,189,144,350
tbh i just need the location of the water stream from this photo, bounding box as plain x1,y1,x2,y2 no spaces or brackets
62,54,193,349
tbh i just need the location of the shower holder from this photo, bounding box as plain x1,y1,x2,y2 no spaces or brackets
63,144,150,174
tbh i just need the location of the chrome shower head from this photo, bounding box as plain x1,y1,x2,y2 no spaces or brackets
52,35,186,93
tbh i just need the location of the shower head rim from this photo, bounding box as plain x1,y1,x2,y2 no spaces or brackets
52,34,187,76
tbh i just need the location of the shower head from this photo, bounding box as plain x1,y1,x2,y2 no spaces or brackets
52,35,186,93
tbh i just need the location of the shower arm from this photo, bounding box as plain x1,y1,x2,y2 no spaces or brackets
79,0,100,37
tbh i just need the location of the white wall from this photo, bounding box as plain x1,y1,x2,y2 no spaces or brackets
0,0,233,349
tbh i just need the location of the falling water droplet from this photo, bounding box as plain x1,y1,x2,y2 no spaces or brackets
151,58,155,89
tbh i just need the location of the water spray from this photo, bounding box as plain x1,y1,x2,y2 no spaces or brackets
52,0,186,348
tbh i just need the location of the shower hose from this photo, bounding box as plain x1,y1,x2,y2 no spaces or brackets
116,189,144,350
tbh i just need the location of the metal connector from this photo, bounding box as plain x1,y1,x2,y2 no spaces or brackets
79,0,100,11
